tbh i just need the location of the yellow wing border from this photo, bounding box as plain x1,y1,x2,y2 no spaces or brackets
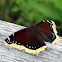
47,20,60,44
4,41,47,54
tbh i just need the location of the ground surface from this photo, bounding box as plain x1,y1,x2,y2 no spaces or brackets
0,20,62,62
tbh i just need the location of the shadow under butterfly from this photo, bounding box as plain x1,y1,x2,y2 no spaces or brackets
4,20,60,54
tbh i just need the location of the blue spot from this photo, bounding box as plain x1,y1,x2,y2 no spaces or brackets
18,42,20,45
9,41,12,44
50,25,52,27
38,45,39,47
51,28,53,29
52,32,55,39
53,33,55,37
7,40,10,43
50,22,53,28
26,44,28,47
15,41,17,43
35,46,36,48
12,41,14,43
29,46,31,48
50,23,53,25
52,32,54,35
32,46,34,48
7,40,8,42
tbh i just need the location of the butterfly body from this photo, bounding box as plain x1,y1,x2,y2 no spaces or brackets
4,20,60,54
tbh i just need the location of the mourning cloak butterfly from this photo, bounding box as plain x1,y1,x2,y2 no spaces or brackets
4,20,60,54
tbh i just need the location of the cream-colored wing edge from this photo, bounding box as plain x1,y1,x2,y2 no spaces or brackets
51,21,60,44
4,41,47,54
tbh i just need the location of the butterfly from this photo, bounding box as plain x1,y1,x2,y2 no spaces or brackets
4,20,60,54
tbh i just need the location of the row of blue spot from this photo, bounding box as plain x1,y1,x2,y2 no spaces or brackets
49,21,56,40
7,40,24,45
26,44,40,49
52,32,56,39
7,40,17,44
6,40,39,49
49,21,53,28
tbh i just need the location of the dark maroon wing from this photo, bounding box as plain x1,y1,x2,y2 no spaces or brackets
35,20,56,43
5,28,46,50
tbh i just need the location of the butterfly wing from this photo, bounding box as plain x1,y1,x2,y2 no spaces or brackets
4,28,47,54
35,20,60,44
